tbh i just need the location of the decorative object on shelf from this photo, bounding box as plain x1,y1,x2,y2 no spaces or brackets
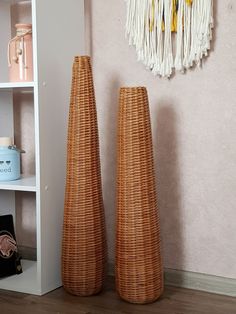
62,56,107,296
8,23,33,82
116,87,163,304
0,137,25,182
124,0,214,78
0,214,22,278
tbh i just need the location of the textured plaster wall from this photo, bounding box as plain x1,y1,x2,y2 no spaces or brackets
85,0,236,279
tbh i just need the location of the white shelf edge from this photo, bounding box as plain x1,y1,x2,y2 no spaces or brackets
0,175,36,192
1,1,31,6
0,82,35,89
0,259,41,295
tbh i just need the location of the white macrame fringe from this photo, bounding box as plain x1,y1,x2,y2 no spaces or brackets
125,0,214,78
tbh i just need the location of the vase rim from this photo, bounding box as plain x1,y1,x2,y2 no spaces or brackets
74,55,91,61
120,86,147,91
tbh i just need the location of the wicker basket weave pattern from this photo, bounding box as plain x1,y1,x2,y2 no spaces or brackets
62,56,106,296
116,87,163,304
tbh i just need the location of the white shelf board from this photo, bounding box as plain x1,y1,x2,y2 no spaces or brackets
0,82,35,89
0,259,40,295
0,175,36,192
0,0,31,4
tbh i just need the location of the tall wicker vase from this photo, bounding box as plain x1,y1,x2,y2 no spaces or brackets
116,87,164,304
62,56,106,296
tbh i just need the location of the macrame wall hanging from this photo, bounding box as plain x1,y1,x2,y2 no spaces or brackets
125,0,214,78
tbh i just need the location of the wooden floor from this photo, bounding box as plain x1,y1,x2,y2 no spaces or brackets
0,277,236,314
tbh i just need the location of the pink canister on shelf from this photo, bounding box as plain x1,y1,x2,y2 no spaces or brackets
8,24,33,82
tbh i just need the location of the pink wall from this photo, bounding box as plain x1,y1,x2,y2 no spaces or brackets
85,0,236,279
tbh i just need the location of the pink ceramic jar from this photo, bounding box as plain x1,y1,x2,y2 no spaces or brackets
8,24,33,82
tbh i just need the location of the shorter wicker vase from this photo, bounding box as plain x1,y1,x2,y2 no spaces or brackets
116,87,164,304
62,56,106,296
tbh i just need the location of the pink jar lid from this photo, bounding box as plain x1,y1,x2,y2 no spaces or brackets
0,137,13,147
15,23,32,30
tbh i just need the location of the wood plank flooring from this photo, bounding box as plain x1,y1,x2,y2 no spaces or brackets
0,277,236,314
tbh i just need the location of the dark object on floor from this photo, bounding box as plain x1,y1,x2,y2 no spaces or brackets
0,214,22,278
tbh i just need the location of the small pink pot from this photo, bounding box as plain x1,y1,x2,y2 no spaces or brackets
8,24,33,82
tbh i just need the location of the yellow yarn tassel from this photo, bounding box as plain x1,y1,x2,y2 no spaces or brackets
171,0,178,32
186,0,193,5
150,0,193,33
162,20,165,32
149,0,155,32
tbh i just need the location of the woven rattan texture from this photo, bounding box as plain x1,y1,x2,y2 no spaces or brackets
116,87,164,304
62,56,107,296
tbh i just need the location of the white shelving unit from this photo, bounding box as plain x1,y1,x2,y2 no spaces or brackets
0,0,84,295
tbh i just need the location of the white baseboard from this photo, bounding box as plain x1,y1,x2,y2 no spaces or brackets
108,263,236,297
164,268,236,297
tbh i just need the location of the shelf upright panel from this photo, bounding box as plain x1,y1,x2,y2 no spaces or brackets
34,0,84,294
31,0,42,295
0,0,84,295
